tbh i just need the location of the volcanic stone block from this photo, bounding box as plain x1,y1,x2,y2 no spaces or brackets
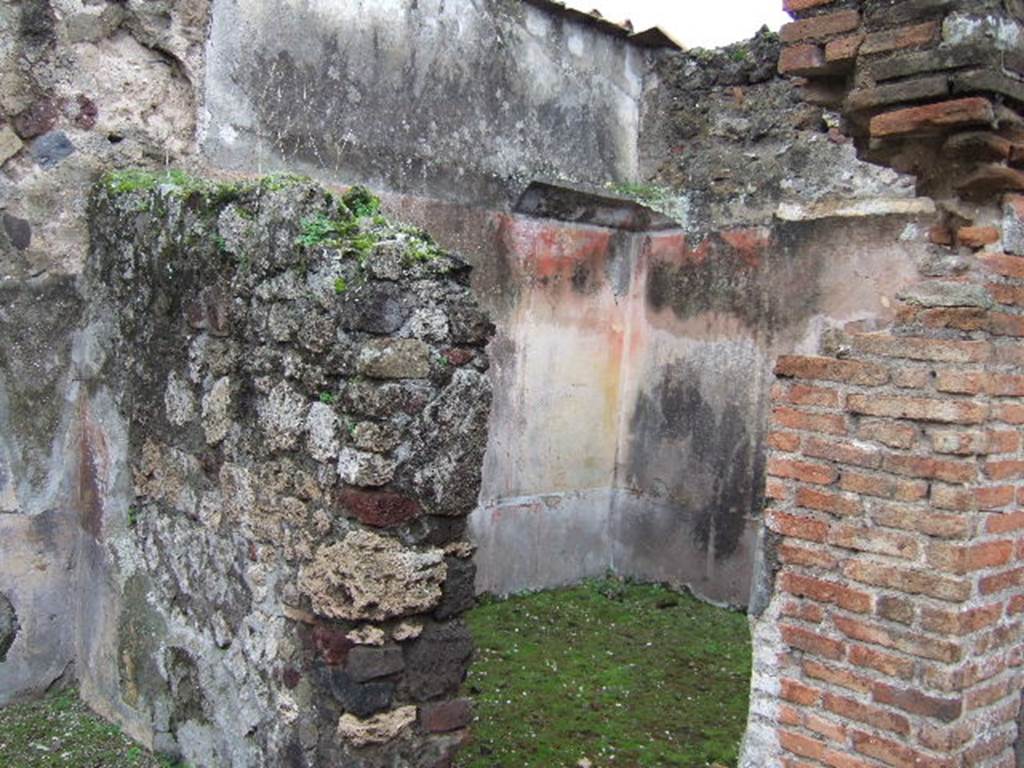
298,530,447,621
357,339,432,379
346,646,405,682
317,667,395,718
399,621,474,703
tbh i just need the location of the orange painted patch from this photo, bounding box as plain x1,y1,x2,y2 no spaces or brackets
720,227,772,268
494,214,614,283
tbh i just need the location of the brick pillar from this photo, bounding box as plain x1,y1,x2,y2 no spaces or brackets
746,198,1024,767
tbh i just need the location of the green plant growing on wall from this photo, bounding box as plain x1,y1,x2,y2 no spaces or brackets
319,392,336,405
296,213,355,248
259,172,310,192
728,46,750,63
342,185,381,218
333,277,348,294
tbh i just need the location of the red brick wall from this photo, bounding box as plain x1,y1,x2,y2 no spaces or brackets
751,192,1024,765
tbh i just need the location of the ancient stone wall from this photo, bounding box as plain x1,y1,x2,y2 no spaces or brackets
76,174,491,766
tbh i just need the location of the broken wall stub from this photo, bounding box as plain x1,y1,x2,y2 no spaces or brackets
79,175,492,767
778,0,1023,198
745,1,1024,765
746,197,1024,768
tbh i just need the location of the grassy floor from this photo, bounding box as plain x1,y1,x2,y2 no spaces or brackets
0,580,750,768
0,689,180,768
457,578,752,768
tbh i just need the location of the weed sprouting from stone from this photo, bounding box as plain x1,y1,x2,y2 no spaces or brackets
333,277,348,294
296,213,355,248
342,185,381,218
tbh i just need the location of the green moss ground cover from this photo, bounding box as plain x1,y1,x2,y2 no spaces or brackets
0,580,749,768
0,689,182,768
458,579,751,768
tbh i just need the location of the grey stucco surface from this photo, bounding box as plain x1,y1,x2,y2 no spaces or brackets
202,0,643,207
0,277,84,704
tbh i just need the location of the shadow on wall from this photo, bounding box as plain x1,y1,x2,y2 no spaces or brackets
0,593,17,662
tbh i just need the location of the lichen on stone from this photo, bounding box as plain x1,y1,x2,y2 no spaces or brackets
336,705,417,748
298,530,447,621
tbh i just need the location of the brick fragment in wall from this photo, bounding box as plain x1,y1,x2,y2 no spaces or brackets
870,45,996,83
858,20,940,56
957,165,1024,199
781,10,861,44
845,75,950,114
870,98,996,138
943,132,1013,164
783,0,836,14
863,0,956,29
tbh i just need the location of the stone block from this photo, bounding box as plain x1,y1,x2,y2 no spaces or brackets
2,214,31,251
337,707,417,748
12,98,59,139
846,75,950,113
31,131,74,169
317,667,395,718
305,402,340,463
419,699,473,733
298,530,446,621
352,421,401,453
357,338,432,379
896,281,994,309
337,447,397,487
346,646,405,682
339,282,411,334
399,621,474,703
1004,195,1024,256
870,45,995,82
0,126,23,166
434,556,477,621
